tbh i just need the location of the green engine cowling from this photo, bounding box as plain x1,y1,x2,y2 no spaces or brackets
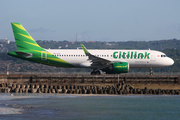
104,62,129,74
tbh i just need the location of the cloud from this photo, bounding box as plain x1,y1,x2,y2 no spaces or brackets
28,27,56,33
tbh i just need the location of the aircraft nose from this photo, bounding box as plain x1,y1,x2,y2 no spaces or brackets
167,58,174,66
169,58,174,65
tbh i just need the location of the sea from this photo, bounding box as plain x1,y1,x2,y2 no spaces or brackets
0,93,180,120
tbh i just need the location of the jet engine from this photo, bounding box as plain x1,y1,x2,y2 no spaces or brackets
104,62,129,74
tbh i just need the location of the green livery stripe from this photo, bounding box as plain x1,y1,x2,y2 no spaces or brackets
18,33,34,41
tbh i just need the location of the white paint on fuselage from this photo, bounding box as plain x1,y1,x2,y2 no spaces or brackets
46,49,174,68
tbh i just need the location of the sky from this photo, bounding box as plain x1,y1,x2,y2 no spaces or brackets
1,0,180,42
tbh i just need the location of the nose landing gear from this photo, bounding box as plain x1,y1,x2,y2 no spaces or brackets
149,68,153,75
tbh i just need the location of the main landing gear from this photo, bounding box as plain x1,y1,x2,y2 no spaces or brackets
149,68,153,75
91,70,101,75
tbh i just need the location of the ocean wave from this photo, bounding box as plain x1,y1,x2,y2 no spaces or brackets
0,107,22,114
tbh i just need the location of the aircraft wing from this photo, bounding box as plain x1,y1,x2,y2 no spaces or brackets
80,44,111,68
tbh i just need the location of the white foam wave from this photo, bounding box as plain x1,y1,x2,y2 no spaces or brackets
0,107,22,114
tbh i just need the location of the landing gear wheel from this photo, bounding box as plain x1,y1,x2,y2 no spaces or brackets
95,70,101,75
149,68,153,75
91,71,96,75
91,70,101,75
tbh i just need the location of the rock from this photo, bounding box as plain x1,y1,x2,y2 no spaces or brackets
57,85,61,89
21,85,25,89
114,90,118,95
17,84,20,89
56,89,62,93
25,88,29,93
12,84,16,88
103,89,107,94
44,84,48,88
19,88,23,93
31,88,37,93
37,88,41,93
140,89,143,94
7,83,12,88
144,88,148,94
40,84,44,89
89,89,93,94
149,89,152,95
171,90,174,95
79,89,82,94
31,84,35,89
48,89,51,93
44,88,48,93
100,89,103,94
5,88,11,93
35,84,39,89
51,89,56,93
74,89,78,94
26,85,30,89
15,88,19,93
62,89,67,94
130,89,133,94
162,90,165,95
119,90,122,95
50,85,53,89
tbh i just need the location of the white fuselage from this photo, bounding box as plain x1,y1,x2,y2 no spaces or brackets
46,49,174,68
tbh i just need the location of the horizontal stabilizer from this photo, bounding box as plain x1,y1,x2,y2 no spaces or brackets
15,51,33,58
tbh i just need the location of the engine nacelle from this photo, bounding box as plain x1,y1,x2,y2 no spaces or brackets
104,62,129,74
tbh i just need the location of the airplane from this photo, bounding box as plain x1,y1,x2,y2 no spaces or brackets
8,22,174,75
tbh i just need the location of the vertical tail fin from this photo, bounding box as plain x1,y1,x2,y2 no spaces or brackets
11,22,44,51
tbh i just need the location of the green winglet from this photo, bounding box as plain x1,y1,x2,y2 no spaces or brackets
80,44,89,54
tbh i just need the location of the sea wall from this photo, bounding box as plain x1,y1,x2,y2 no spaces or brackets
0,74,180,95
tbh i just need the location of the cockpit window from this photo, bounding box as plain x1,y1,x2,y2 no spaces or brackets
161,55,167,57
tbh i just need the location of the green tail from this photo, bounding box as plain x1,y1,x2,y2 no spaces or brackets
11,22,44,51
8,22,74,68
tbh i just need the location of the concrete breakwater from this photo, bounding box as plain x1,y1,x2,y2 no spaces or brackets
1,82,180,95
0,74,180,95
